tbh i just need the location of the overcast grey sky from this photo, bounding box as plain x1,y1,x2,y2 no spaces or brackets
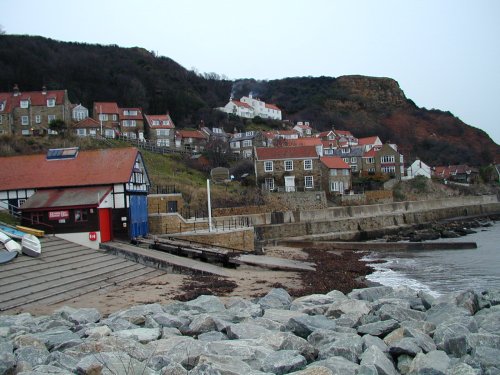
2,0,499,144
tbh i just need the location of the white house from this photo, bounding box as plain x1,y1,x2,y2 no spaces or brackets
72,104,89,122
218,93,282,120
404,159,431,180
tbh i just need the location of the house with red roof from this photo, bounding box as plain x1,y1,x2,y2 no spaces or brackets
73,117,115,138
320,157,352,195
0,147,150,248
175,129,208,152
120,107,145,140
145,113,176,147
0,85,73,136
218,93,282,120
229,130,266,158
358,136,383,151
432,164,479,184
254,146,321,192
93,102,120,136
293,122,313,137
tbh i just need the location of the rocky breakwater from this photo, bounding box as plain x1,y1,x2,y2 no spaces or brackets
1,286,500,375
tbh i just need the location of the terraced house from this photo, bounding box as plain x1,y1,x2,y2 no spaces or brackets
0,85,73,136
254,146,322,192
145,113,175,147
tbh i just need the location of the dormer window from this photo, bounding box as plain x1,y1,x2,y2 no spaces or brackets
20,100,29,108
152,120,159,126
162,120,170,125
47,98,55,107
0,102,4,111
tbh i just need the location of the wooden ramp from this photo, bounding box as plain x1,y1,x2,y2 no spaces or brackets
0,236,165,313
231,254,316,271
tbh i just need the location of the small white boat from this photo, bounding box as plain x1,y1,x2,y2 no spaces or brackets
0,231,22,254
21,234,41,257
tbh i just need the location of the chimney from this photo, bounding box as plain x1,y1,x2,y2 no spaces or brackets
13,84,20,97
42,85,47,95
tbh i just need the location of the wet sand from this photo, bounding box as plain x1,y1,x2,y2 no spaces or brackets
17,246,373,316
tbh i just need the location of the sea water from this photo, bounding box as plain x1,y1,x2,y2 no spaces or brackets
363,221,500,297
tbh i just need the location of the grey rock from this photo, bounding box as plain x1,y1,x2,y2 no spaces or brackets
467,332,500,351
360,345,398,375
17,364,73,374
108,303,164,325
32,328,82,350
377,304,426,322
67,335,153,361
151,336,207,366
0,312,34,327
291,294,339,313
312,356,359,374
262,308,306,324
0,340,13,354
245,316,284,331
188,363,222,375
357,319,400,337
261,350,307,375
76,351,155,375
258,288,293,310
400,320,436,336
403,327,437,353
258,331,317,362
383,327,405,346
225,297,262,319
84,325,111,339
362,334,389,353
349,286,395,302
286,314,337,338
160,362,188,375
144,315,160,328
325,299,372,325
55,306,101,325
318,334,363,363
475,307,500,335
194,354,268,375
112,327,161,343
481,289,500,307
289,365,334,375
397,354,414,375
426,303,471,326
357,364,379,375
226,322,272,340
0,352,15,375
13,334,46,350
186,294,226,313
433,317,478,357
100,316,139,331
45,351,79,372
409,350,451,375
206,339,274,370
197,331,227,341
15,346,50,368
454,290,480,315
146,353,173,371
152,312,191,328
418,290,437,310
389,337,423,356
161,326,182,338
472,346,500,369
307,329,340,348
445,363,480,375
184,313,226,335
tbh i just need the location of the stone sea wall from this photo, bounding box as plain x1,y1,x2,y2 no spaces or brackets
1,286,500,374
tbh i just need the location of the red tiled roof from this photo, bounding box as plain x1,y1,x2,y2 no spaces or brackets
321,140,338,148
120,108,143,120
0,148,141,191
363,149,377,157
232,100,252,109
145,114,175,128
21,186,112,210
335,130,354,137
0,90,67,111
277,130,298,135
265,103,281,111
73,117,105,129
94,102,119,114
176,130,207,139
358,136,380,145
255,146,319,160
282,138,322,147
320,157,350,169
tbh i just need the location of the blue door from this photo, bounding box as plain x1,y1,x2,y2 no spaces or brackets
129,194,148,238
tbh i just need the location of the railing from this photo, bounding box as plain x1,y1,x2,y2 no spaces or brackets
164,215,252,234
149,185,179,195
261,183,323,193
114,135,192,156
1,201,55,236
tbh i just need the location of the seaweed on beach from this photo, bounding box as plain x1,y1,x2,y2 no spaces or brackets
173,275,238,301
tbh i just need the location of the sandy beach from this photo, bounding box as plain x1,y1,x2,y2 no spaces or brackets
15,245,373,317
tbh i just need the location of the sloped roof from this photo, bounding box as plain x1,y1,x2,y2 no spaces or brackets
145,114,175,128
120,108,143,120
363,149,377,158
320,157,350,169
0,90,67,112
0,148,141,191
21,186,112,210
335,130,354,137
94,102,119,114
281,138,322,147
255,146,319,160
265,103,281,111
317,130,335,138
358,136,381,145
176,130,207,139
73,117,104,129
232,100,252,109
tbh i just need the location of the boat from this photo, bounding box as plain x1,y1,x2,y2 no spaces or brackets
0,250,17,264
21,233,41,257
16,225,45,237
0,224,26,240
0,231,22,253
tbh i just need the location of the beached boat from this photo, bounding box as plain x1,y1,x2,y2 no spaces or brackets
0,250,17,264
0,231,22,253
16,225,45,237
0,224,26,240
21,233,41,257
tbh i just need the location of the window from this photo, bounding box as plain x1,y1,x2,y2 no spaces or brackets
381,155,395,163
20,100,29,108
22,129,30,135
245,131,254,136
35,115,41,124
156,129,170,136
341,148,350,154
30,212,43,224
157,139,170,147
77,129,86,136
351,157,356,163
343,158,349,163
0,116,2,124
351,165,357,172
369,168,376,173
48,115,56,123
242,140,252,147
152,120,159,126
0,102,4,111
265,178,274,191
284,160,293,171
343,169,350,176
99,114,108,121
47,98,55,107
162,120,170,125
230,141,240,149
74,209,88,222
367,157,375,164
264,161,273,172
330,169,337,176
331,181,339,192
21,116,29,125
304,159,313,170
382,166,396,173
112,114,117,121
123,120,136,127
124,110,137,116
305,176,314,189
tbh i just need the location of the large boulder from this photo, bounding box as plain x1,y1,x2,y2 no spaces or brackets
226,322,272,340
186,295,226,314
360,345,398,375
151,312,191,329
408,350,451,375
260,350,307,374
357,319,400,337
258,331,317,362
472,346,500,370
376,304,426,322
433,317,478,357
286,315,337,339
76,351,155,375
112,327,161,343
349,286,395,302
15,346,50,368
262,309,306,324
32,328,82,351
474,305,500,335
317,333,363,363
107,303,164,325
325,299,372,326
312,356,359,375
55,306,101,325
258,288,293,310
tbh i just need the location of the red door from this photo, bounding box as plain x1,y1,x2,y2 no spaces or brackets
99,208,112,242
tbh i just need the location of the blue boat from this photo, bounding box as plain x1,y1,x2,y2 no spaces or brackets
0,224,27,240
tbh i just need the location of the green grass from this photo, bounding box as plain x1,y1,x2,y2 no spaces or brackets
0,211,19,226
